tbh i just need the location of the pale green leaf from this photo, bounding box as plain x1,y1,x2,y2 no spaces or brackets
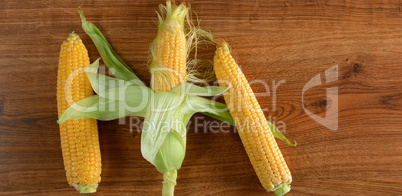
153,130,185,173
186,96,234,125
267,120,296,147
57,95,149,124
141,92,185,167
171,83,228,96
78,7,144,84
85,59,131,96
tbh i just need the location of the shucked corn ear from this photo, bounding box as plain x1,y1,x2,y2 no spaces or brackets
213,42,292,195
57,33,102,193
149,1,189,92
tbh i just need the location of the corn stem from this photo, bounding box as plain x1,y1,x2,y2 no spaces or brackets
162,170,177,196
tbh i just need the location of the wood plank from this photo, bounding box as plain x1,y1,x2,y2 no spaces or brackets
0,0,401,195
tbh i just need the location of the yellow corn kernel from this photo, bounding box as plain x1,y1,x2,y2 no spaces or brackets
213,42,292,194
149,1,189,92
56,32,101,193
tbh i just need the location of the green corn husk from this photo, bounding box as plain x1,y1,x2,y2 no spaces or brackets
58,59,151,124
78,7,143,83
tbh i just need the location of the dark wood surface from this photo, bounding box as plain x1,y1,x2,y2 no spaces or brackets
1,0,401,195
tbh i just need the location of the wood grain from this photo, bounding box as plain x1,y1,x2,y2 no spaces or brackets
0,0,401,195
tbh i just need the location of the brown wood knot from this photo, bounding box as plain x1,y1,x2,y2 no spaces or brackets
319,99,327,106
341,61,363,79
352,63,361,73
313,99,330,108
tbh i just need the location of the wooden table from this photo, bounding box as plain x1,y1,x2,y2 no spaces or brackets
1,0,401,195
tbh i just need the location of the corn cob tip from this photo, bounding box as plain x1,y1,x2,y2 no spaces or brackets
219,41,230,52
273,183,291,196
68,32,79,39
158,0,189,29
76,184,98,194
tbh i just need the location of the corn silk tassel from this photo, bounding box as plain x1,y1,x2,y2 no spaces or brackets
58,4,295,196
149,1,214,92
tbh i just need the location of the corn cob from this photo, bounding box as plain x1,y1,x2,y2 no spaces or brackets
149,1,189,92
57,32,102,193
213,42,292,195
